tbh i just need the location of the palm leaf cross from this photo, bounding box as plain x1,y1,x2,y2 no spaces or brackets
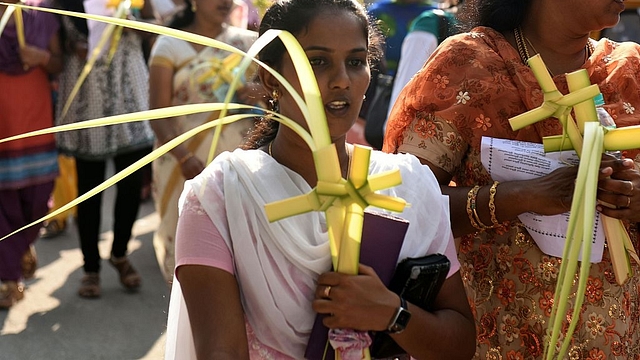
509,54,640,359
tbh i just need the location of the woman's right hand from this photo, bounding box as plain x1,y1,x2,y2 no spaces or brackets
520,165,578,216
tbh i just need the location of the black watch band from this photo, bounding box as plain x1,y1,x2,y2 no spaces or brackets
386,296,412,334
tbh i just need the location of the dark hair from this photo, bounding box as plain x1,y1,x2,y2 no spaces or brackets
167,0,195,29
243,0,383,149
457,0,531,32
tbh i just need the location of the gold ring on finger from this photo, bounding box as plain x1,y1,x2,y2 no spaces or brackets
323,285,332,299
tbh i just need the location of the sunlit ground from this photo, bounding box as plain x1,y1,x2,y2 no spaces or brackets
0,194,170,360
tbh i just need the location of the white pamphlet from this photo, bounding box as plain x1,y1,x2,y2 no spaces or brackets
480,136,605,263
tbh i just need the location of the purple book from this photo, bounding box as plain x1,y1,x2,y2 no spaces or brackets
304,211,409,360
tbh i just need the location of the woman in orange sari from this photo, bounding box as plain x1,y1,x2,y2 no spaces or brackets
384,0,640,358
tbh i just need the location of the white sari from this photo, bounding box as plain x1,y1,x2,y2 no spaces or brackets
165,149,453,359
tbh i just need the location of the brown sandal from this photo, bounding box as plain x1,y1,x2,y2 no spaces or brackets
39,219,66,239
78,273,101,298
21,245,37,280
0,281,25,309
109,256,141,291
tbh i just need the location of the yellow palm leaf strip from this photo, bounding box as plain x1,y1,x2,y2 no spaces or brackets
334,201,364,275
106,0,133,65
566,70,598,133
509,55,598,133
107,24,124,65
602,215,633,285
313,144,346,273
361,169,406,212
0,103,263,144
107,0,143,9
263,191,324,222
326,206,346,270
207,29,320,163
5,3,270,66
0,6,16,38
566,71,638,286
510,55,562,130
509,103,558,131
544,161,587,359
602,214,640,284
542,134,576,152
333,145,370,275
158,117,215,216
363,193,406,213
276,31,330,149
557,122,603,358
4,4,318,159
0,113,254,242
13,6,25,48
603,125,640,151
561,114,584,156
195,53,242,89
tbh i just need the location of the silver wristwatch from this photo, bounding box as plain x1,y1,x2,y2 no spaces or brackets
386,297,411,334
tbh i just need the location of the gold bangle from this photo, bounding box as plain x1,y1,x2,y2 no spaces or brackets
466,186,486,231
471,186,490,230
488,181,500,227
178,152,194,165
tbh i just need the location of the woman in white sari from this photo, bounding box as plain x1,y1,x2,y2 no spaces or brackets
165,0,476,359
148,0,262,283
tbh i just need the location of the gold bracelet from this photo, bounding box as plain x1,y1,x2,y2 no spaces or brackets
178,152,194,165
471,186,490,230
466,186,486,231
488,181,500,227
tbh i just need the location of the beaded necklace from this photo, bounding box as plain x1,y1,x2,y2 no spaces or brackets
513,26,594,76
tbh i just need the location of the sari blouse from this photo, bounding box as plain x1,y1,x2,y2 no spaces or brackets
384,27,640,359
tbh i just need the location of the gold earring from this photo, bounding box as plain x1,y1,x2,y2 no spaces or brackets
191,1,197,12
269,88,280,112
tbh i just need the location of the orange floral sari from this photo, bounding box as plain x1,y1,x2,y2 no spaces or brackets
384,27,640,359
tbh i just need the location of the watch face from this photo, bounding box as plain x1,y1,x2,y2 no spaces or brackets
389,308,412,333
396,308,412,328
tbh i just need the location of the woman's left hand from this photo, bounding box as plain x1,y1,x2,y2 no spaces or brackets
312,264,398,332
19,44,50,69
597,156,640,222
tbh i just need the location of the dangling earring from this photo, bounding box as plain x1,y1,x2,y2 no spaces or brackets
191,1,197,12
269,88,280,113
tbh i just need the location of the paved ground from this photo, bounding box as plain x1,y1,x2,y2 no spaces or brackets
0,183,171,360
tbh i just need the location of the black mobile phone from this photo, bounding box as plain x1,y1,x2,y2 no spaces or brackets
370,253,450,359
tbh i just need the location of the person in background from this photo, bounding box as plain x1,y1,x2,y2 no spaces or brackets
386,1,459,122
164,0,475,359
39,154,77,239
148,0,260,285
0,0,62,308
360,0,434,149
55,0,155,299
384,0,640,357
367,0,435,76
